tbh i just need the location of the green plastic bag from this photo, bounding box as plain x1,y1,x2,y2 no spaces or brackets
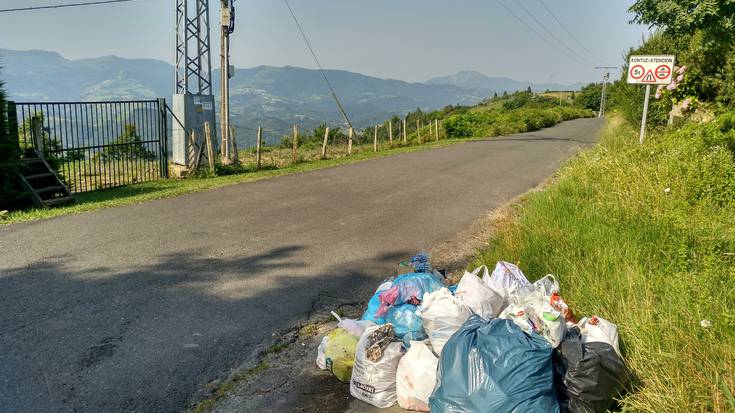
324,328,359,382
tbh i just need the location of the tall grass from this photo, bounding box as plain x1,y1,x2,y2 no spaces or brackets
474,113,735,412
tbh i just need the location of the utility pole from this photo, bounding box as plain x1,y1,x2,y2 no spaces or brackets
220,0,236,164
599,72,610,117
595,66,617,118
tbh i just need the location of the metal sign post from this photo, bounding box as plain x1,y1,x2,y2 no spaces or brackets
627,55,675,144
639,85,651,144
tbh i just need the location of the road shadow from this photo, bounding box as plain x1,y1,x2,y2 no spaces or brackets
0,246,412,413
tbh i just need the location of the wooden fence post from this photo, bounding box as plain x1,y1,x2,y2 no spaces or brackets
30,116,44,157
388,121,393,145
402,118,407,143
256,127,262,169
348,127,353,155
291,125,299,163
434,119,439,142
190,130,204,173
417,120,422,144
230,126,239,164
373,125,379,152
321,127,329,159
204,122,215,173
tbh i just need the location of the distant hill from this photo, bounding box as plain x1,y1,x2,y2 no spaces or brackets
0,49,583,146
0,49,484,144
427,70,584,95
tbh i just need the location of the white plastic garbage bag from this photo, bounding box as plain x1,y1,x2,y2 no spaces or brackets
578,316,621,356
396,341,438,412
499,304,537,334
316,334,330,370
455,266,505,319
417,288,472,356
534,301,565,348
500,293,565,348
338,319,376,339
484,261,530,300
350,325,404,408
533,274,560,297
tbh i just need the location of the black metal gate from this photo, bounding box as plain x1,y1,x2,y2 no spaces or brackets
10,99,168,193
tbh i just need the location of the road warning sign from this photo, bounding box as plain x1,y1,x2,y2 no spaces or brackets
627,55,675,84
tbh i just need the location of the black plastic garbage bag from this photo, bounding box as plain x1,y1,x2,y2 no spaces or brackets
553,326,628,413
429,315,559,413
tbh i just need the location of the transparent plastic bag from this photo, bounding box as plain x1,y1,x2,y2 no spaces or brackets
322,328,360,382
417,288,472,356
484,261,530,300
396,341,438,412
455,265,505,319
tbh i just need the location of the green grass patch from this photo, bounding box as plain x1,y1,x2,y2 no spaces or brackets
189,361,269,413
474,113,735,411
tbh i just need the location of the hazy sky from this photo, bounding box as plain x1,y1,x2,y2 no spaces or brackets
0,0,650,84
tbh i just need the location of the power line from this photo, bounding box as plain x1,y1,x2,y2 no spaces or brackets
0,0,135,13
283,0,354,131
537,0,601,62
514,0,588,64
494,0,585,66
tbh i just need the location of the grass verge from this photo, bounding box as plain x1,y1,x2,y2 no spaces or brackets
473,113,735,411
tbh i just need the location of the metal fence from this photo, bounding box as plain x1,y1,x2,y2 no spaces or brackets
11,99,168,193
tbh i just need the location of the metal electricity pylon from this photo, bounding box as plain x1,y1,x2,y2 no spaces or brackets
176,0,213,95
172,0,217,168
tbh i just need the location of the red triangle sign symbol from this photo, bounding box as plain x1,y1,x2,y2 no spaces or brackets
642,70,656,83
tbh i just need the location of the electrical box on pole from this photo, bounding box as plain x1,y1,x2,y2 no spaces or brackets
173,0,217,168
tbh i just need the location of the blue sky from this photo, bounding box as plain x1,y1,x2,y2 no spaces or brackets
0,0,650,84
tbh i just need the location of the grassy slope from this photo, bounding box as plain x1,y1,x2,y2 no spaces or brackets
2,105,592,226
474,114,735,411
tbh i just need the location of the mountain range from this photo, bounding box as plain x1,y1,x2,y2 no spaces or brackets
0,49,583,144
426,70,584,95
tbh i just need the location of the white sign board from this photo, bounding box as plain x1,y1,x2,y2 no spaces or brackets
627,55,675,85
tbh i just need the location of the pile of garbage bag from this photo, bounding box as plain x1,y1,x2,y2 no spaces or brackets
315,255,628,412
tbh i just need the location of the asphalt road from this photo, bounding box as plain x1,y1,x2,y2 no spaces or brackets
0,118,603,412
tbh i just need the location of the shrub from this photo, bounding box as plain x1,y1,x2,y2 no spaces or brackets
0,77,23,210
443,114,474,139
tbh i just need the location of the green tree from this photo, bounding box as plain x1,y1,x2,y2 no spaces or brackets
0,76,23,209
628,0,735,108
102,124,155,161
526,86,533,94
574,83,603,111
630,0,735,40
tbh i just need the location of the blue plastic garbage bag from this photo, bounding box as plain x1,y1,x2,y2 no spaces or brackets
362,280,394,324
429,316,559,413
386,304,427,345
363,272,444,324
